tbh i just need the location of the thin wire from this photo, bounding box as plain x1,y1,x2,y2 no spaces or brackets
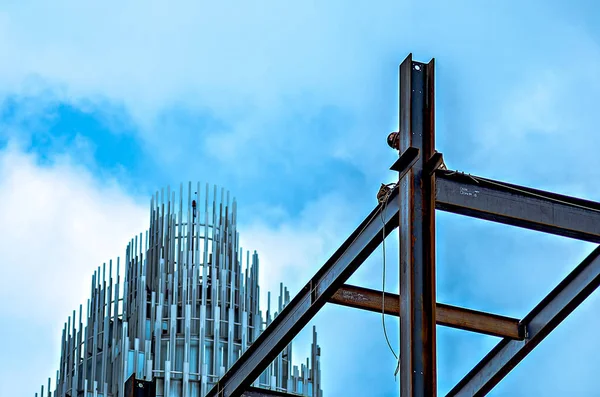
215,185,400,394
378,183,400,379
380,199,398,361
214,199,389,396
309,200,388,298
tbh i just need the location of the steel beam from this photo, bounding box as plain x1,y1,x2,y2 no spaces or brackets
206,187,402,397
435,302,522,340
330,284,523,339
446,245,600,396
398,54,437,396
435,171,600,243
242,387,298,397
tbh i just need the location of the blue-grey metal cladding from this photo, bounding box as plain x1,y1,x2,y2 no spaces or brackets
36,183,323,397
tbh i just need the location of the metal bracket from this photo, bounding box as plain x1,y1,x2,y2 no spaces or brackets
426,151,445,176
390,146,420,180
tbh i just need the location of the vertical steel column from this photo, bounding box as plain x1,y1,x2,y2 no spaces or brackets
398,54,437,396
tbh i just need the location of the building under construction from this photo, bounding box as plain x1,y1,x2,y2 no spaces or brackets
202,54,600,397
35,183,323,397
35,53,600,397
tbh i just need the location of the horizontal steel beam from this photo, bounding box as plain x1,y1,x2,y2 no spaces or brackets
435,302,522,340
330,284,523,339
242,387,298,397
206,188,401,397
435,171,600,243
447,245,600,396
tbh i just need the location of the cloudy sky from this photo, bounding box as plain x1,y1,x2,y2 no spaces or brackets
2,1,600,396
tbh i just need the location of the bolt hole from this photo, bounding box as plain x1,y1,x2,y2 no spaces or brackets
414,64,421,71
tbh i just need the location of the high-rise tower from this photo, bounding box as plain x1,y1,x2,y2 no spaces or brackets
35,183,322,397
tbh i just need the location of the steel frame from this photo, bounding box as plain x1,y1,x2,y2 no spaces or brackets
330,285,523,340
206,53,600,397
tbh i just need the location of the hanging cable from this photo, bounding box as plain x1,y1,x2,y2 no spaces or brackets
305,185,393,326
377,183,401,379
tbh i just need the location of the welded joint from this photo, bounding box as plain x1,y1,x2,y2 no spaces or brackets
309,281,317,305
519,322,529,340
426,151,446,176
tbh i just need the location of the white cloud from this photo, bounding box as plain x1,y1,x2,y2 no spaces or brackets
464,29,600,196
0,143,147,396
0,0,412,183
239,190,365,308
3,0,600,184
0,1,401,121
238,190,403,395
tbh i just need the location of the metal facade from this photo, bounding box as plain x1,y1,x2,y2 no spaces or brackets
35,183,322,397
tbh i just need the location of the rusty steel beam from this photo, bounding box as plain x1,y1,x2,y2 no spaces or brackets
435,302,522,340
435,171,600,243
206,185,403,397
398,54,437,396
447,245,600,397
330,284,523,339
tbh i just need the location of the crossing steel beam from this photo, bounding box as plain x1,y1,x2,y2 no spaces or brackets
203,53,600,397
206,186,403,397
447,245,600,396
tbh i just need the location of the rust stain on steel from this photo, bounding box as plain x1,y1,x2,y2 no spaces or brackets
338,289,370,303
330,284,522,340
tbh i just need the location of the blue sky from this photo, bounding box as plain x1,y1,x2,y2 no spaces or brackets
1,1,600,396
